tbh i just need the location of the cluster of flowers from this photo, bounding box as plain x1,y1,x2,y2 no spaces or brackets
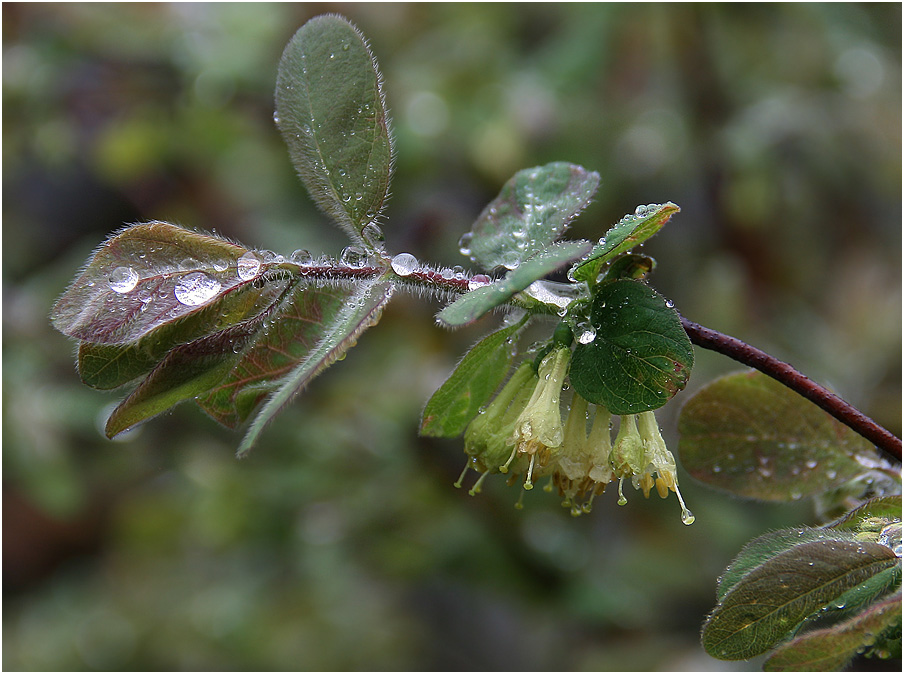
457,346,695,524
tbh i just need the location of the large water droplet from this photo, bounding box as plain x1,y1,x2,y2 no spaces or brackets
175,272,221,306
391,252,418,276
237,251,261,280
681,508,696,525
501,251,521,270
339,245,368,267
109,266,139,293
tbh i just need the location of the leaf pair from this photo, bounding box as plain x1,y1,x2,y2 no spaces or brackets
701,496,902,669
51,15,396,453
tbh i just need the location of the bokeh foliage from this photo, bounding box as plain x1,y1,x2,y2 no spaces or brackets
3,3,900,670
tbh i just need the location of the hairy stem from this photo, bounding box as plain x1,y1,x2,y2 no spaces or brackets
680,316,902,463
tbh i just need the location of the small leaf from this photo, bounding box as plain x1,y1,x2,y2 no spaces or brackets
51,221,287,345
826,495,903,531
763,594,902,671
702,540,900,661
464,162,599,271
420,317,527,438
237,277,394,456
570,202,679,284
570,278,694,414
197,282,362,429
677,370,879,501
275,15,392,247
436,240,592,328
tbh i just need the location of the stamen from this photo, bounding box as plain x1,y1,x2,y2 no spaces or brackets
499,446,518,473
514,489,526,510
675,485,695,525
468,470,491,496
523,454,536,490
617,477,628,505
454,461,471,488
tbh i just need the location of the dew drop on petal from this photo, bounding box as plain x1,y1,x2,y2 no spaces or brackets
391,252,418,276
109,266,139,293
237,251,261,280
174,272,221,306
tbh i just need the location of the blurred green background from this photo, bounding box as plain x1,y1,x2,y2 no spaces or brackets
3,3,900,670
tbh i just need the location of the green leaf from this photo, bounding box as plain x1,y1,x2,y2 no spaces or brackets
51,221,289,345
197,282,363,429
436,240,592,328
463,162,599,271
420,317,527,438
702,540,900,661
570,278,694,414
677,370,879,501
104,319,261,437
76,274,292,389
275,15,392,247
763,594,902,671
716,528,860,601
237,277,394,456
825,495,903,531
570,202,679,284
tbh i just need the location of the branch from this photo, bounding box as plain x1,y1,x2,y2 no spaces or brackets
680,316,902,463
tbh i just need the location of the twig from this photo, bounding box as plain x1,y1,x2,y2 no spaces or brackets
680,316,902,463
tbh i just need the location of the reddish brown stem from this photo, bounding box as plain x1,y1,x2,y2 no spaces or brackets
680,316,902,463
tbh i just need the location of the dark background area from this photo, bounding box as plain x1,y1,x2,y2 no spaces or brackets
3,3,900,670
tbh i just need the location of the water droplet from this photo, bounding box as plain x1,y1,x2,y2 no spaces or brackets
109,266,139,293
174,272,220,306
361,223,385,249
339,245,368,267
468,274,491,290
681,508,695,525
805,459,818,469
501,251,521,270
237,251,261,281
212,259,229,272
290,249,313,265
272,112,280,125
457,232,473,257
577,327,596,344
440,267,454,280
391,252,418,276
826,469,838,480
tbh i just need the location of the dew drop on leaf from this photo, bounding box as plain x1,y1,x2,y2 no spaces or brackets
237,251,261,280
457,232,473,257
361,223,385,248
109,266,139,293
174,272,221,306
391,252,418,276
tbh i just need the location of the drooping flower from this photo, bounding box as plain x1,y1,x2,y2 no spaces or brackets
553,395,613,515
505,346,571,490
459,361,535,494
635,411,695,525
609,413,646,506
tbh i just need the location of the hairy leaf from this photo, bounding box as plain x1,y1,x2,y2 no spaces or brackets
237,277,394,456
197,282,363,429
420,317,527,438
826,495,903,531
570,278,694,414
51,221,288,346
763,594,902,671
677,370,878,501
463,162,599,271
436,240,592,328
716,528,860,601
702,540,899,661
275,14,392,247
570,202,679,284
